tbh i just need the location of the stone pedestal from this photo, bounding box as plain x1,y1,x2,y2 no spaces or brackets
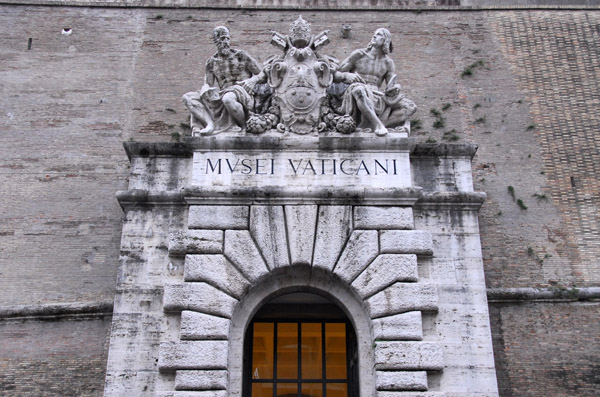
105,135,498,396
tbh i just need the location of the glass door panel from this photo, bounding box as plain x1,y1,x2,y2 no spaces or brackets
252,383,273,397
253,323,274,379
276,382,297,396
301,323,322,380
326,383,348,397
277,323,298,379
325,323,347,380
301,382,323,397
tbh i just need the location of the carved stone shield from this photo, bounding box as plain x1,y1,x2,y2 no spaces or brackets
269,47,332,134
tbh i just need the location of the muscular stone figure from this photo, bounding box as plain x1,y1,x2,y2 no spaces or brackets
336,28,417,135
182,26,261,135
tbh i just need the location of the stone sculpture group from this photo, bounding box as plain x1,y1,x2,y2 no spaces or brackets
183,16,417,137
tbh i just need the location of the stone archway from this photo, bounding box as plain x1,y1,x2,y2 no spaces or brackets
227,266,375,397
158,204,442,396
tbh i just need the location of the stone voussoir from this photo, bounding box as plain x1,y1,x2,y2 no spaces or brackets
168,230,224,256
376,370,428,391
354,206,414,230
158,340,229,372
367,283,438,318
180,311,230,340
163,283,237,318
374,341,444,371
184,255,250,299
223,230,270,282
333,230,379,283
380,230,433,255
175,369,228,391
188,205,249,229
352,254,418,299
312,206,353,271
249,205,289,268
285,205,318,266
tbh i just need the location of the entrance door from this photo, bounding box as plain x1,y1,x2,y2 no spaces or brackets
243,293,358,397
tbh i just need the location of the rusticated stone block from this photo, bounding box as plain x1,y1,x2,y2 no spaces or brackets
158,341,228,371
163,283,237,318
380,230,433,255
224,230,270,282
285,205,318,266
372,311,423,341
374,341,444,371
180,311,230,340
168,230,223,256
158,391,227,397
175,369,228,390
352,254,418,299
376,370,428,391
188,206,248,229
367,283,438,318
377,392,446,397
249,206,289,268
184,255,250,299
333,230,379,283
354,206,414,230
313,206,352,271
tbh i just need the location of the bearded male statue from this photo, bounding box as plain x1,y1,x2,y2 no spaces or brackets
182,26,262,136
335,28,417,136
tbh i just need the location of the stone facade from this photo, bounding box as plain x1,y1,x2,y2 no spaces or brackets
1,2,600,396
103,137,497,396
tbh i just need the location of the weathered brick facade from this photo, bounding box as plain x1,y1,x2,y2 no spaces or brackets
1,1,599,396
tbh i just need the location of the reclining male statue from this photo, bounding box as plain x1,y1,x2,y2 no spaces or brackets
182,26,262,136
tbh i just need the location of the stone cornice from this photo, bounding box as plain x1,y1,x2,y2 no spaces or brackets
410,143,478,159
183,186,423,206
0,300,113,320
116,189,185,209
487,287,600,303
124,139,479,160
415,191,487,210
2,0,599,11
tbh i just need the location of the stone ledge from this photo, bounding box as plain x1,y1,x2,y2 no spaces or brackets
116,189,185,208
410,143,478,159
3,0,598,11
415,192,487,210
0,300,113,319
184,186,422,206
487,287,600,302
124,141,193,160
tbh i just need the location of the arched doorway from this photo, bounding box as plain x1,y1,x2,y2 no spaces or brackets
243,292,359,397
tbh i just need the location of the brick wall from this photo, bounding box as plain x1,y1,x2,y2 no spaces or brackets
0,315,112,396
490,301,600,396
1,4,599,396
